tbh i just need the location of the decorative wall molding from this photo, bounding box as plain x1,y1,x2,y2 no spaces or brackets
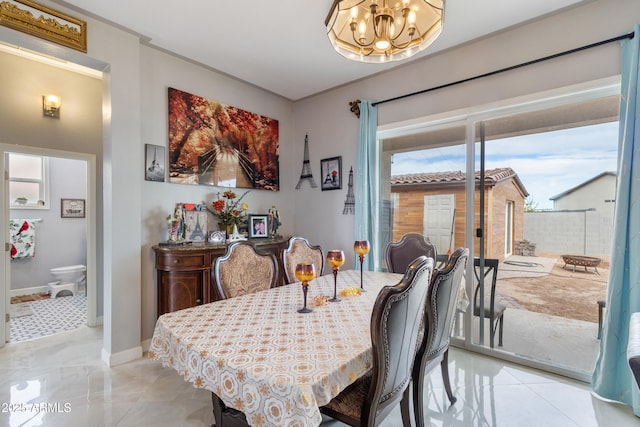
0,0,86,52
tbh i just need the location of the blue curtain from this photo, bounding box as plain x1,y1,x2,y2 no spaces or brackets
354,100,378,271
592,25,640,417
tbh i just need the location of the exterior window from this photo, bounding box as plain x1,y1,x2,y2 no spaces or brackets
9,153,49,209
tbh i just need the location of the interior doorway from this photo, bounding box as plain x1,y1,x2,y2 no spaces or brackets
1,145,97,346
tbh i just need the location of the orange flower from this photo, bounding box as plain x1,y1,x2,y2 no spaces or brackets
211,190,250,227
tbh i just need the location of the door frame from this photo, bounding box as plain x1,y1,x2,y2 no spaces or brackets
0,144,96,346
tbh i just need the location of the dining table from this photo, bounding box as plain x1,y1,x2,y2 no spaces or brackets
148,269,402,427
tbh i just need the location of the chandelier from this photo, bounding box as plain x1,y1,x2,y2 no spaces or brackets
325,0,444,63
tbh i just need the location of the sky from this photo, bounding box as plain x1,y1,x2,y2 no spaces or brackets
391,121,619,210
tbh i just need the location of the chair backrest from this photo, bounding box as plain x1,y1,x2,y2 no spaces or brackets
473,258,499,313
282,236,324,284
363,255,433,424
419,247,469,362
385,233,437,274
214,241,279,299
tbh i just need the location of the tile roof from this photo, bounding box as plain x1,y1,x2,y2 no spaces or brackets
391,167,529,196
391,167,516,185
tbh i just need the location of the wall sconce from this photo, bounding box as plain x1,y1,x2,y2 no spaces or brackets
43,94,61,118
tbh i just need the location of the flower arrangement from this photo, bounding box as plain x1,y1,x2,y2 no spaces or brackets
210,190,250,228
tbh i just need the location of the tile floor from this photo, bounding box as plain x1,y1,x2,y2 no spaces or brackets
9,294,86,343
0,325,637,427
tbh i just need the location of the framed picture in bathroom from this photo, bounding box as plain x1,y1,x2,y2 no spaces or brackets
61,199,85,218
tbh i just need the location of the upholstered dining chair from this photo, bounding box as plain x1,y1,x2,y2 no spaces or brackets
473,258,505,348
385,232,437,274
213,241,279,300
320,256,434,427
408,247,469,427
282,236,324,284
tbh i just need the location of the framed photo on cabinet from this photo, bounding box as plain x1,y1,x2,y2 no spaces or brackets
248,214,269,239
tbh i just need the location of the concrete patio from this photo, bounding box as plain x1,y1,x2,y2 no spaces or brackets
459,254,606,376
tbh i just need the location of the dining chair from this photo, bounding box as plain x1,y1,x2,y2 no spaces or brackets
409,247,469,427
385,232,437,274
213,241,279,300
320,255,434,427
282,236,324,284
473,258,505,348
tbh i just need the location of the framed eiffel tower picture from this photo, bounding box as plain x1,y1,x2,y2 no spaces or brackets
320,156,342,191
145,144,165,182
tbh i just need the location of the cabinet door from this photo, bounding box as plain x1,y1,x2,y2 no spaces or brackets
158,270,203,315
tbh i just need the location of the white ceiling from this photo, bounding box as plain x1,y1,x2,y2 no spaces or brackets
55,0,586,101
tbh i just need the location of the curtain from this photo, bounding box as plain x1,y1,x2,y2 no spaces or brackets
592,25,640,417
354,100,378,271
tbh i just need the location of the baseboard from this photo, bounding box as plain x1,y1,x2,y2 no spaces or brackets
141,338,151,353
101,345,143,367
10,285,49,297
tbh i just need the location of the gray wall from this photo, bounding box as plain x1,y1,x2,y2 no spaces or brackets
524,210,613,256
10,157,87,291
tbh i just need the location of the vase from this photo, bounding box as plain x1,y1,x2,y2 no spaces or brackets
219,223,234,238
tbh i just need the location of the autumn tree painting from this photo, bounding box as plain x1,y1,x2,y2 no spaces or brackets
168,87,279,191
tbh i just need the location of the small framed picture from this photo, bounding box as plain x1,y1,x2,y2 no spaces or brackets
320,156,342,191
145,144,165,182
61,199,85,218
248,214,269,239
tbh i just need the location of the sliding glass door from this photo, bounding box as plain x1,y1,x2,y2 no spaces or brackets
378,81,620,380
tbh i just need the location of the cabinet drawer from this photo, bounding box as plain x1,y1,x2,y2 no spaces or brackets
157,253,206,269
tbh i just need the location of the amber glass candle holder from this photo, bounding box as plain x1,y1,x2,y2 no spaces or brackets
354,240,370,292
326,250,345,302
295,262,316,313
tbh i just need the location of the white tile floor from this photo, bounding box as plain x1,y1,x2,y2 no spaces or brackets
0,326,637,427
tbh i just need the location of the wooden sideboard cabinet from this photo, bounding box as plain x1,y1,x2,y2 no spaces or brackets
153,237,289,316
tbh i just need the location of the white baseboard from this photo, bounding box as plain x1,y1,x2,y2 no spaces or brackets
141,338,151,353
10,285,49,297
101,345,143,367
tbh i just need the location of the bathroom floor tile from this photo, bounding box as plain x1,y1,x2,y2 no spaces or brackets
9,294,86,343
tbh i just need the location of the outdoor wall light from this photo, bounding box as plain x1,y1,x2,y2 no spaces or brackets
43,94,61,118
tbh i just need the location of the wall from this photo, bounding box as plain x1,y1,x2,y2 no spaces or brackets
524,210,613,256
291,0,638,272
10,157,87,292
139,47,295,341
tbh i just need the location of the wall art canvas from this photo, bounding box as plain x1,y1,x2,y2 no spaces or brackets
168,87,280,191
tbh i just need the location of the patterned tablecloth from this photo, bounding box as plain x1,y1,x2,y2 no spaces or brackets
149,270,402,427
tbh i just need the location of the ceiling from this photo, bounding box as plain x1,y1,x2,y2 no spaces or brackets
54,0,586,101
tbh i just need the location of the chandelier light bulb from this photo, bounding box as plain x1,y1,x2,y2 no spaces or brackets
375,39,390,50
408,10,416,25
358,20,367,36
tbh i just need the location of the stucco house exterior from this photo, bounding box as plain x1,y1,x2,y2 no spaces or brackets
389,167,529,261
550,171,616,215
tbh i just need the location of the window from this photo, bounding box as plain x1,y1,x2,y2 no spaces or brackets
9,153,49,209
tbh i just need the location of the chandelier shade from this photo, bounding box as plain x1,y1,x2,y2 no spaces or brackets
325,0,444,63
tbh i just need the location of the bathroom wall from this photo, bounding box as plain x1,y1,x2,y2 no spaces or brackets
10,157,87,294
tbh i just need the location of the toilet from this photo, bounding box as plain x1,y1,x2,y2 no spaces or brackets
49,265,86,298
